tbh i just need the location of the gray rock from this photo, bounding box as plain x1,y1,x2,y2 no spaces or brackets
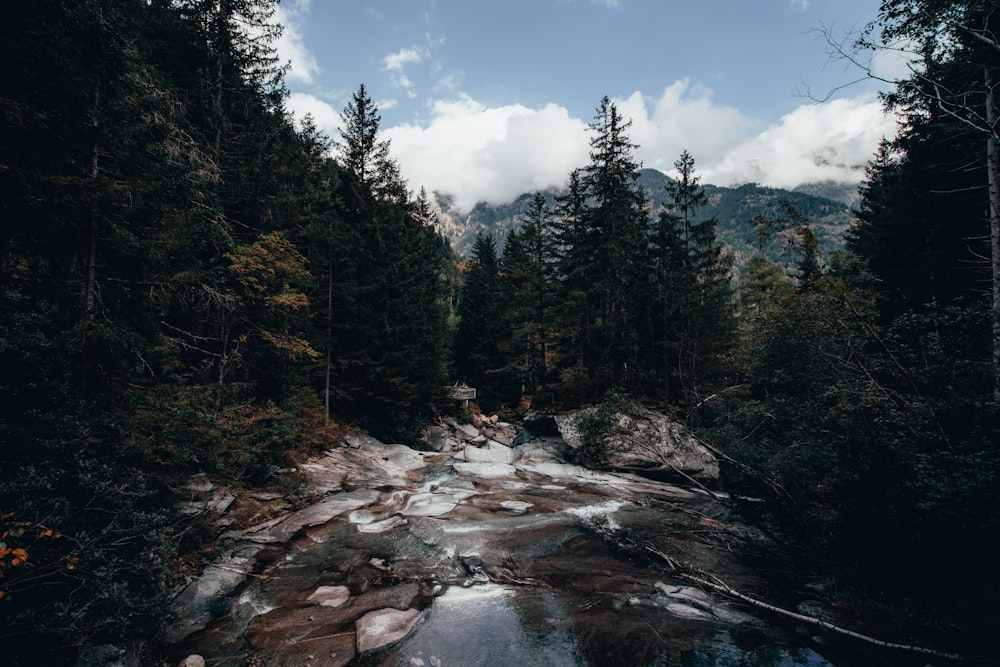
177,656,206,667
307,585,351,608
356,608,422,653
453,422,481,441
555,409,719,481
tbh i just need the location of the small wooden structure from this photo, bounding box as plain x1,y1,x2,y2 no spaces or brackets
448,382,477,408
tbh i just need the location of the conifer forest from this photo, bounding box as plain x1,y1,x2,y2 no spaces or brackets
2,1,999,664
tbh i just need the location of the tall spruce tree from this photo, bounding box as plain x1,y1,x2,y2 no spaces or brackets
651,151,734,420
454,233,510,404
500,193,556,396
559,97,650,389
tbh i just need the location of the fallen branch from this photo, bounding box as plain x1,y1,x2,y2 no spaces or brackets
624,534,999,665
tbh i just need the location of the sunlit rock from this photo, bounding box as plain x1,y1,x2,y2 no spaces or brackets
453,461,518,478
357,515,408,533
356,607,422,653
401,492,458,517
307,585,351,608
463,441,514,464
500,500,533,513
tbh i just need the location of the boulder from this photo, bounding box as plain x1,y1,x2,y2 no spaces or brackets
453,422,481,441
356,607,422,653
307,585,351,608
555,409,718,482
463,441,514,465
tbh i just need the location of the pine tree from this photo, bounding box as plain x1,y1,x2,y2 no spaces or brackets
500,193,556,395
454,233,510,403
651,151,734,420
555,97,650,389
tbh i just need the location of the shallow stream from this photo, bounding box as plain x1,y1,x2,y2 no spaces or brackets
167,434,852,666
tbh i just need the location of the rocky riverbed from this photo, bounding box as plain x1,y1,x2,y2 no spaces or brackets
161,412,854,667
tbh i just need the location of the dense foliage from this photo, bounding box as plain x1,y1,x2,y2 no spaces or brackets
1,2,450,661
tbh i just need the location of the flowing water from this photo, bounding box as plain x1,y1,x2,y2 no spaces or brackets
167,437,849,666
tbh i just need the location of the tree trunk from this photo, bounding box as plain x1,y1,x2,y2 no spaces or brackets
987,67,1000,401
85,77,101,324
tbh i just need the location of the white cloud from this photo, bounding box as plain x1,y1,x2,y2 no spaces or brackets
702,95,896,187
385,97,589,211
610,81,764,174
383,47,423,72
285,92,341,138
288,80,895,212
274,4,320,85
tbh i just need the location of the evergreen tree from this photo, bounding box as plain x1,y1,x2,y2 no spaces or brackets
650,151,734,420
500,193,556,395
454,234,510,404
554,97,650,390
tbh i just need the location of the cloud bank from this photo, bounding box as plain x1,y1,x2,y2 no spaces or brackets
376,84,896,211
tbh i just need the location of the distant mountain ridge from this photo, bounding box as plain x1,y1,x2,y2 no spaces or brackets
430,168,858,271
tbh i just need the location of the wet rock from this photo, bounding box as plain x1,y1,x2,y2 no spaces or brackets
263,489,383,541
401,492,458,517
463,441,514,464
555,409,719,482
167,545,262,643
246,582,420,660
356,515,408,534
500,500,533,513
356,608,422,653
453,461,518,479
307,585,351,608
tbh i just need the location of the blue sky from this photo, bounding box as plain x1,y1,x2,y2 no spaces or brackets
277,0,905,210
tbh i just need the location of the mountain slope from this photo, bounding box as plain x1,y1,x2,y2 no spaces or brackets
431,168,857,271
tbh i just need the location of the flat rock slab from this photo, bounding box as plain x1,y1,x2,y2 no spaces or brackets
464,441,514,464
166,546,261,643
453,461,518,478
307,585,351,608
262,489,382,541
401,492,458,517
356,607,422,653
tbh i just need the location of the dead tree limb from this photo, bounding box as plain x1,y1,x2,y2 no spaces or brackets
626,534,999,665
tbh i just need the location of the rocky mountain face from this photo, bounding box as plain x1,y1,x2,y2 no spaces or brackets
428,169,858,272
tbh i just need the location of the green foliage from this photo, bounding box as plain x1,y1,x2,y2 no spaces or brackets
570,391,639,469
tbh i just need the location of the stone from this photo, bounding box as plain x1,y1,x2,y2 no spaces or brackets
356,607,422,653
453,461,518,479
263,489,383,541
500,500,533,513
421,424,451,452
453,422,481,441
177,656,206,667
401,492,458,517
185,473,214,493
166,545,262,643
555,409,719,481
307,585,351,608
356,515,408,533
463,441,513,464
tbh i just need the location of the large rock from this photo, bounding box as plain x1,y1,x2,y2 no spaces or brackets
463,440,514,464
555,409,718,482
356,607,422,653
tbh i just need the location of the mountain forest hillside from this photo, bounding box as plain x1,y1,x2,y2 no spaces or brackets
437,169,855,272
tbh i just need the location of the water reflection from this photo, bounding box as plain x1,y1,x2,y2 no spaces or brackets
355,583,835,667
